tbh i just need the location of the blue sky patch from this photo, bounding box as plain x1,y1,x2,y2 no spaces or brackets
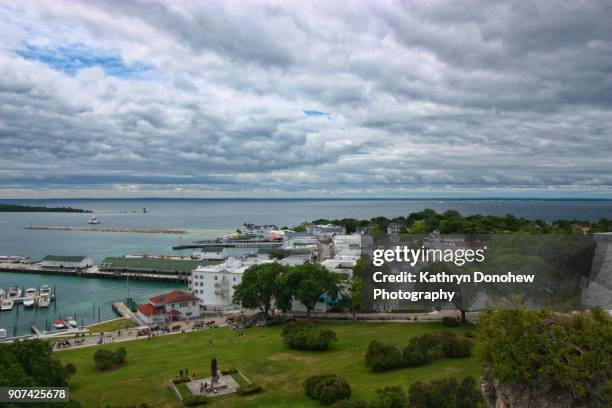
16,42,154,78
303,109,330,117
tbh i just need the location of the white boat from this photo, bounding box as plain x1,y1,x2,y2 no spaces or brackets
8,286,21,299
64,317,77,328
0,328,7,339
39,284,52,297
1,299,14,311
23,298,35,308
0,288,4,298
54,320,67,330
87,213,99,225
37,294,50,308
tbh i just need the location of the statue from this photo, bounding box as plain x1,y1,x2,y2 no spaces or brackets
211,357,218,382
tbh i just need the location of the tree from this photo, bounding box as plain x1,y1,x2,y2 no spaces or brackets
267,248,286,260
275,264,342,318
233,263,285,316
347,257,367,320
477,309,612,407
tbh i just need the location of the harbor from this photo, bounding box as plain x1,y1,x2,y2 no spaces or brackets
0,271,184,338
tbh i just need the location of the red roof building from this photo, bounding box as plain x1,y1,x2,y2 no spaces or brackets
136,290,200,324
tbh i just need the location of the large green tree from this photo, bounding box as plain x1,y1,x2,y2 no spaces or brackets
275,264,342,318
232,263,285,316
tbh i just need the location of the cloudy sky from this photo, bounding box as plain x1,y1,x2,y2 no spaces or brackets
1,0,611,198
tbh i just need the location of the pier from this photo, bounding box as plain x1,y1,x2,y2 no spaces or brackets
24,225,188,234
1,263,190,282
173,238,282,250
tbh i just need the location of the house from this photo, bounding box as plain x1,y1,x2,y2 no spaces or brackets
136,290,200,324
190,256,274,310
40,255,93,269
192,246,229,261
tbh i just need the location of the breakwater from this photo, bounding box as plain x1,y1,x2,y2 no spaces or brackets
24,226,188,234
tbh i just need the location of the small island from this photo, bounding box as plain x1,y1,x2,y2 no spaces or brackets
0,203,90,213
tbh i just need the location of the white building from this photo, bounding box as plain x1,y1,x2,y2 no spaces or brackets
192,246,229,261
321,258,357,278
333,234,363,259
282,237,318,250
190,256,274,310
306,223,346,238
136,290,200,324
40,255,93,269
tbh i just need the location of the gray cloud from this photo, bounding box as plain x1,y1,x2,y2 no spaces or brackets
0,0,611,197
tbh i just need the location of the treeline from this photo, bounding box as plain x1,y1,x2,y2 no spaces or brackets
232,263,343,318
308,209,612,234
0,203,89,212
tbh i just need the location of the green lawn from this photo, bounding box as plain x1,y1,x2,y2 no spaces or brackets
87,318,136,334
56,322,481,408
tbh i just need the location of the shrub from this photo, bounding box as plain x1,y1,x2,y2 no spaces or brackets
172,376,191,384
304,374,338,398
220,368,237,375
409,331,472,360
441,336,473,358
332,401,370,408
93,347,128,371
442,317,459,327
182,394,209,406
304,374,351,405
282,321,337,351
373,386,407,408
408,376,482,408
114,347,127,364
365,341,402,372
401,345,430,367
237,383,262,395
265,318,281,327
93,349,115,371
64,362,76,376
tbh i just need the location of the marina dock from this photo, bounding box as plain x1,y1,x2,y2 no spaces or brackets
24,225,188,234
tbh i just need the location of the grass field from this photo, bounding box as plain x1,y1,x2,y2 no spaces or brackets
87,318,136,334
56,322,481,407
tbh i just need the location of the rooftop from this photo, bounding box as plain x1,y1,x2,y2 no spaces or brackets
149,289,199,305
42,255,89,262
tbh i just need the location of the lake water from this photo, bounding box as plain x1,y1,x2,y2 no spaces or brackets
0,271,185,337
1,198,611,336
1,198,611,262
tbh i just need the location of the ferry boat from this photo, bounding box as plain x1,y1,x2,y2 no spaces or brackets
54,320,67,330
0,328,7,339
1,299,14,311
87,213,100,225
37,294,50,308
7,286,21,299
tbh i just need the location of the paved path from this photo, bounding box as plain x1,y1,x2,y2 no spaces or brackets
52,317,227,352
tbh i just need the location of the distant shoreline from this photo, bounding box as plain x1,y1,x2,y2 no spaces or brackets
2,197,611,202
0,203,90,212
